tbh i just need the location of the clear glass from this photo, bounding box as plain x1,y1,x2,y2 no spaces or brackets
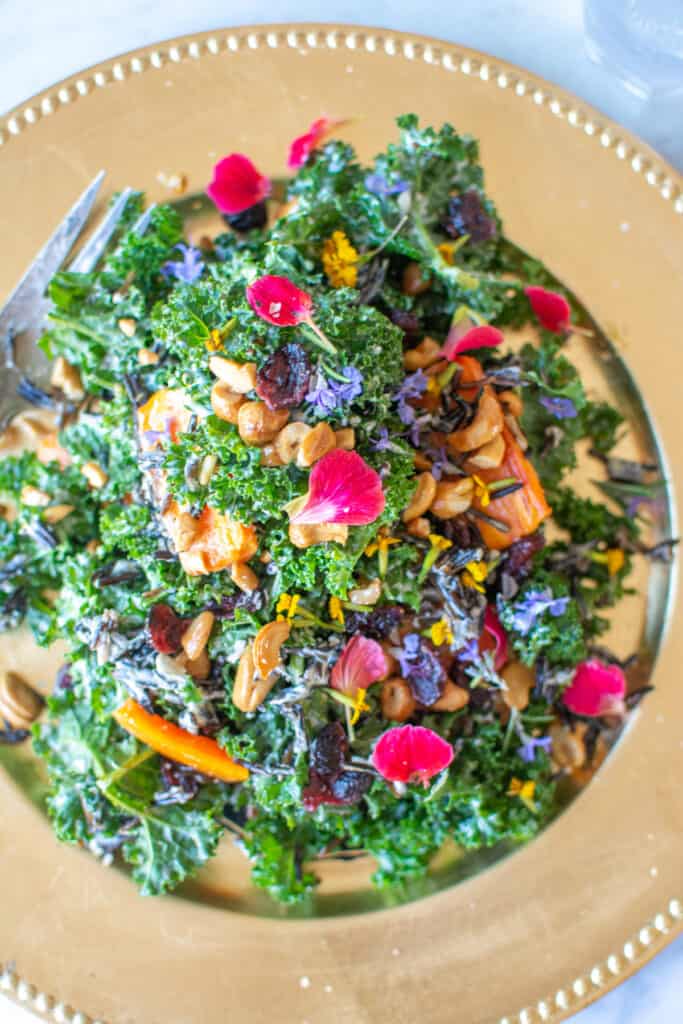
584,0,683,99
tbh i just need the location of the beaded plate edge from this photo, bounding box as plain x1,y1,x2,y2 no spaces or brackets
0,23,682,1024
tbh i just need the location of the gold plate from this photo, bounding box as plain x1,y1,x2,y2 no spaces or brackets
0,23,682,1024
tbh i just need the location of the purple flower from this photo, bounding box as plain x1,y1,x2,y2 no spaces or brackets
517,736,553,763
539,395,578,420
427,445,452,481
397,633,421,676
409,415,431,446
306,366,364,414
371,426,392,452
365,172,410,197
457,636,480,663
503,589,569,636
161,243,205,284
394,369,427,425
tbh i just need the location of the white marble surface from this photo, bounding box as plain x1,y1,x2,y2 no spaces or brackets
0,1,681,1021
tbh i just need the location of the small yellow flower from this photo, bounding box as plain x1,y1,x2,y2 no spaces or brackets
329,596,345,626
471,474,491,508
276,593,300,620
364,534,400,577
426,376,442,396
437,242,456,266
591,548,625,576
322,231,360,289
206,328,224,352
461,560,488,593
430,618,454,647
507,777,537,813
428,533,453,553
350,687,370,726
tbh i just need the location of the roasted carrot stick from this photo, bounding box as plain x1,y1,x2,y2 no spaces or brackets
113,698,249,783
472,426,551,549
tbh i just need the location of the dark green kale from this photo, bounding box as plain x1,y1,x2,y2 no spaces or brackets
498,571,587,668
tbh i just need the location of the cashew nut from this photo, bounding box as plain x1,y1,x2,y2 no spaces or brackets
209,356,257,394
432,681,470,712
296,422,336,468
288,522,349,548
406,516,430,538
253,619,290,679
237,401,289,446
50,356,84,400
401,472,438,523
334,427,356,451
447,387,504,453
501,661,535,711
381,677,416,722
466,431,506,470
274,422,312,464
348,578,382,605
232,642,278,713
231,562,259,592
181,610,215,661
430,477,474,519
403,336,442,371
498,390,523,418
211,381,245,424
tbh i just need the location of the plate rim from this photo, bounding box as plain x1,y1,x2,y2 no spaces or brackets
0,21,682,1024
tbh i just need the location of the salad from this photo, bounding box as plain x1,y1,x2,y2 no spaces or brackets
0,115,670,904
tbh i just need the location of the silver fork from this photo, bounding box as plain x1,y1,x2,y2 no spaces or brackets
0,174,154,427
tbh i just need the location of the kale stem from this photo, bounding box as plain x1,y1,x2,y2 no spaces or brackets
301,320,337,355
48,314,108,344
99,746,156,789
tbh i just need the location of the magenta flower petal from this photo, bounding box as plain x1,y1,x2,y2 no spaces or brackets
483,606,509,671
287,116,341,170
290,450,385,526
331,635,388,697
246,275,314,327
372,724,454,786
206,154,271,215
562,659,626,717
524,286,571,333
441,323,504,360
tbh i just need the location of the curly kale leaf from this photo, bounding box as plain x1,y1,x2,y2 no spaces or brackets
498,571,586,668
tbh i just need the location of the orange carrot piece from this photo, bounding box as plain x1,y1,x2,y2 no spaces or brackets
472,427,551,550
113,698,249,783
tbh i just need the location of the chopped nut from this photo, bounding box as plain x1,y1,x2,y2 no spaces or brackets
348,578,382,605
413,452,433,472
182,649,211,681
498,390,523,418
501,661,535,711
232,642,278,713
406,516,430,538
20,485,50,507
0,670,45,730
549,721,587,772
50,356,84,399
274,422,311,464
401,472,437,522
81,461,108,489
296,421,336,467
403,336,442,371
288,522,349,548
260,444,284,467
237,401,289,446
166,508,199,553
447,387,504,453
381,677,416,722
504,413,529,451
231,562,259,592
137,347,159,366
181,611,215,661
466,432,506,470
430,477,474,519
432,681,469,712
198,454,218,487
156,170,188,194
334,427,355,450
42,503,75,524
211,381,244,424
209,356,257,394
117,317,137,338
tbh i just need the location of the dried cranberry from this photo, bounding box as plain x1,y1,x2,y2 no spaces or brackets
309,722,348,781
207,590,263,619
441,516,483,548
54,664,73,694
504,531,545,579
149,603,185,654
223,201,268,232
402,636,445,707
344,604,403,641
255,343,311,410
442,190,497,243
467,685,494,712
329,770,373,803
302,771,336,811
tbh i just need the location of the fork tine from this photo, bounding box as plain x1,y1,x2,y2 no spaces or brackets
132,204,157,236
68,188,134,274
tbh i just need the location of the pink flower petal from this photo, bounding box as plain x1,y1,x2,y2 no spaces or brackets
372,724,454,786
562,659,626,718
442,323,504,360
524,286,571,333
290,450,385,526
482,606,509,671
331,635,388,697
287,116,344,170
246,275,314,327
206,154,271,215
